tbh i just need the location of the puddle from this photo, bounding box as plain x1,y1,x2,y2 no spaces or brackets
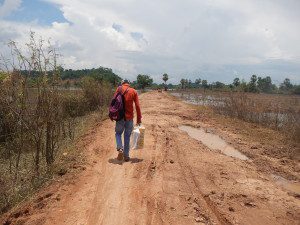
179,125,249,160
271,174,300,195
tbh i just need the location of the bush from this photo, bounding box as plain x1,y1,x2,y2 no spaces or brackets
81,77,112,111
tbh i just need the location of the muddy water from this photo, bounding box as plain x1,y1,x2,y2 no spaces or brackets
179,125,249,160
271,174,300,195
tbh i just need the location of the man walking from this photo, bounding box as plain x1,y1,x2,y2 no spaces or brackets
115,80,142,162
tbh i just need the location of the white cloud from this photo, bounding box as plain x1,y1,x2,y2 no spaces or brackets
0,0,22,17
0,0,300,83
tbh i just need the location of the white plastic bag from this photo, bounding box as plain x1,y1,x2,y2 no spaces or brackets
131,126,140,150
137,125,145,149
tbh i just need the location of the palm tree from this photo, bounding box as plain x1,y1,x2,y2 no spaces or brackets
162,73,168,91
180,79,185,89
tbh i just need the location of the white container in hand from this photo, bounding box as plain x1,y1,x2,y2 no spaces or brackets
131,125,145,150
131,127,140,150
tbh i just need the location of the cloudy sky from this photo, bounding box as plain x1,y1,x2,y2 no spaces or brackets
0,0,300,84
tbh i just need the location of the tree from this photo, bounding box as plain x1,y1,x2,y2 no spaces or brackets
188,79,192,88
202,80,208,89
284,78,293,88
136,74,153,90
233,78,240,87
257,76,273,93
280,78,293,91
213,81,225,89
195,78,201,88
162,73,169,91
180,79,185,89
60,67,121,85
162,73,168,83
248,75,258,92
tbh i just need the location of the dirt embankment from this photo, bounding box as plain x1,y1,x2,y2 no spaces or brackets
1,91,299,225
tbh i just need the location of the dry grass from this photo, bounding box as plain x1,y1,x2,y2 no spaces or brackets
0,110,105,214
0,75,112,214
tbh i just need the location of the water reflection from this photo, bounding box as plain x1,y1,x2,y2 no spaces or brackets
179,125,249,160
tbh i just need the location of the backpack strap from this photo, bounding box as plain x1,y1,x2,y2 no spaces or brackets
122,87,130,96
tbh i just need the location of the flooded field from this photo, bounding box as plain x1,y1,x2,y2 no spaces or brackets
170,92,224,106
172,90,300,141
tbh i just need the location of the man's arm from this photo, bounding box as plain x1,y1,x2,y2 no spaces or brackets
134,91,142,124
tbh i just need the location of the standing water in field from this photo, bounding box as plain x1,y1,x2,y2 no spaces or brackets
170,92,224,106
179,125,249,160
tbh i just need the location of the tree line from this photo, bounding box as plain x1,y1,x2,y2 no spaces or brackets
4,66,121,88
129,73,299,95
187,76,298,94
14,66,298,95
177,75,299,94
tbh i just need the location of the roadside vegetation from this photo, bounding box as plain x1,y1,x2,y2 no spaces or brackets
172,90,299,141
0,33,120,214
170,84,299,143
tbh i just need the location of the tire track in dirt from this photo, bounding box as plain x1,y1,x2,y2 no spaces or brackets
143,120,164,225
177,146,232,225
158,118,230,225
173,127,232,224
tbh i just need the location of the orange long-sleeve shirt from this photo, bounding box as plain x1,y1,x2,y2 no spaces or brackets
115,83,142,123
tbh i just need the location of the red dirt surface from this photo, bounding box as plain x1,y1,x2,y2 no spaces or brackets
1,91,299,225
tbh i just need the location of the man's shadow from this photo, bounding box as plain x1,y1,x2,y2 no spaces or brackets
108,158,143,165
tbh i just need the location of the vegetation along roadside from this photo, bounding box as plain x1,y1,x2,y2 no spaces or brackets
0,33,120,214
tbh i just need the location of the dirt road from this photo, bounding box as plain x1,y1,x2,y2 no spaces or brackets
2,91,299,225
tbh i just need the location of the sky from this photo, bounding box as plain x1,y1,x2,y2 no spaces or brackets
0,0,300,84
